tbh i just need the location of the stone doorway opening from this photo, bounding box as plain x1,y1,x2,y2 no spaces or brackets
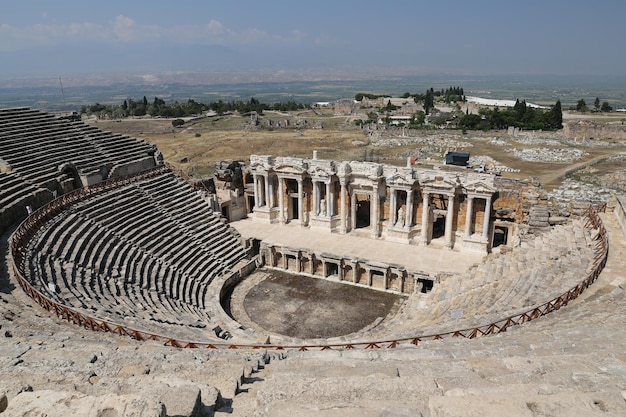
286,179,299,221
493,224,509,248
290,195,299,220
355,194,370,228
325,262,339,277
432,214,446,239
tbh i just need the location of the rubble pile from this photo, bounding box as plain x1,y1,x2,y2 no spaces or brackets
467,155,520,173
506,147,587,163
511,134,562,146
488,138,507,146
371,134,472,150
549,155,626,204
548,179,614,204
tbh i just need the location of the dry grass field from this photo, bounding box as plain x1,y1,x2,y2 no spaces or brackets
89,110,625,190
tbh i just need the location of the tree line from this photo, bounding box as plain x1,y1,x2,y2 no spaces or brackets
81,97,309,119
458,99,563,131
573,97,613,113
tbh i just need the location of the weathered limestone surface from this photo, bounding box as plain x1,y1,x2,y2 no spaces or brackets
7,391,166,417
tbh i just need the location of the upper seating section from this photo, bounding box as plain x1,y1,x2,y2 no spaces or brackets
0,107,157,190
0,106,158,234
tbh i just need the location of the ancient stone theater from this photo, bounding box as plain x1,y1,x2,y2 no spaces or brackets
1,107,624,416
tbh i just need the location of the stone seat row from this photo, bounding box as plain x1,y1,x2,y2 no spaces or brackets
29,227,223,340
0,107,155,191
29,252,215,341
70,181,244,275
0,171,54,234
33,209,217,309
22,169,249,342
413,220,594,328
0,172,43,209
0,128,148,178
359,220,596,341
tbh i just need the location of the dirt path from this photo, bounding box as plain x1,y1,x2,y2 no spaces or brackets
540,151,625,190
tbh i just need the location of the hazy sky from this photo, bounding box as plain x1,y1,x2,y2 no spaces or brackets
1,0,625,77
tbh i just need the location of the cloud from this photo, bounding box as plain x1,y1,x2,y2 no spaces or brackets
206,19,224,36
0,21,109,51
113,15,135,42
0,16,310,52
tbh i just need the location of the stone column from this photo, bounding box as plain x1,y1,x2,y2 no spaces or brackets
278,176,285,223
253,174,259,208
312,180,319,216
465,195,474,238
297,179,304,226
351,191,357,231
267,175,274,208
260,175,270,206
405,189,414,230
388,189,397,228
445,194,455,249
482,196,492,241
340,180,347,233
296,251,301,273
371,185,379,239
420,192,430,244
326,182,332,217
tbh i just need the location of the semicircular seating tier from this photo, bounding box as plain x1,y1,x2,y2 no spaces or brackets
344,218,597,343
23,169,250,342
0,107,158,233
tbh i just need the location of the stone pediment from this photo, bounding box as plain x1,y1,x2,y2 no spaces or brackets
464,180,496,195
420,173,459,191
307,159,336,178
249,155,274,171
386,169,416,187
349,161,383,178
337,161,351,176
273,156,308,174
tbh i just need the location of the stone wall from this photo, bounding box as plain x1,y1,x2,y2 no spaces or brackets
562,120,626,140
260,243,434,295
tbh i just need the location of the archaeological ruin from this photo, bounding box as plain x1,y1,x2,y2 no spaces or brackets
1,107,625,416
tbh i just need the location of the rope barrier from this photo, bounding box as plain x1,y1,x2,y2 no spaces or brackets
8,174,609,350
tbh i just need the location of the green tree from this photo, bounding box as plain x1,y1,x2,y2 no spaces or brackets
544,100,563,129
594,97,601,112
424,90,434,115
410,111,426,127
576,99,587,112
458,114,482,129
601,101,613,112
172,118,184,127
366,112,378,124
